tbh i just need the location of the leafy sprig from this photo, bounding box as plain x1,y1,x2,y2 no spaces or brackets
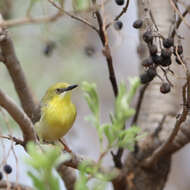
79,77,141,189
25,142,70,190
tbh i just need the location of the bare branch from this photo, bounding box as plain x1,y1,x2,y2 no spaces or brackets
0,135,25,146
131,84,149,125
0,88,36,143
167,117,190,154
94,9,118,96
57,165,76,190
171,6,189,38
106,0,130,29
48,0,99,33
91,0,123,169
0,12,63,28
169,0,190,29
0,18,38,122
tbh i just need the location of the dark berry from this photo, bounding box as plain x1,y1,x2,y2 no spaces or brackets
142,57,153,67
84,45,95,57
160,82,171,94
43,41,56,56
160,58,172,67
140,73,154,84
149,44,157,55
143,31,153,43
161,48,172,58
174,45,183,55
114,21,123,30
152,55,163,65
3,164,12,174
133,19,143,29
147,67,157,78
115,0,124,6
0,172,3,180
163,38,174,48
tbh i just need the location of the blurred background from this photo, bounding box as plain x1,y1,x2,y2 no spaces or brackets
0,0,190,189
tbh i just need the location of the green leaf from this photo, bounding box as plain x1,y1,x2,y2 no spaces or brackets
28,171,46,190
82,81,99,117
48,174,60,190
103,124,115,145
127,77,141,104
85,115,99,127
25,142,64,190
75,174,89,190
26,142,61,170
118,127,140,150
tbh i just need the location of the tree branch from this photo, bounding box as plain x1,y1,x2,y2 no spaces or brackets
131,84,149,125
92,0,121,168
94,6,118,96
48,0,99,33
169,0,190,29
0,16,38,122
0,12,63,28
57,165,76,190
106,0,130,29
171,6,190,38
0,88,36,143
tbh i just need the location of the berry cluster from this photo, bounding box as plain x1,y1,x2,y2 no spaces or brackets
132,19,184,94
0,164,12,180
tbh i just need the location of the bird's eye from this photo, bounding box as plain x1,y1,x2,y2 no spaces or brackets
56,88,63,94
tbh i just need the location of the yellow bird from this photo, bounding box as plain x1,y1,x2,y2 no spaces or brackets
35,82,77,142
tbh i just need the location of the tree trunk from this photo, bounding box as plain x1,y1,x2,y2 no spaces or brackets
113,1,184,189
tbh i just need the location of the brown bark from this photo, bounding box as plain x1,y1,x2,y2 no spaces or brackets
113,0,185,189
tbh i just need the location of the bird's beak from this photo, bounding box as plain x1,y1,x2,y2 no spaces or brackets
64,84,78,92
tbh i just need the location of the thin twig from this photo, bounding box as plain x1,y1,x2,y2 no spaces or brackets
0,12,63,28
171,7,189,38
169,0,190,29
95,10,118,96
0,135,25,146
131,84,149,125
48,0,98,33
152,115,167,138
106,0,130,29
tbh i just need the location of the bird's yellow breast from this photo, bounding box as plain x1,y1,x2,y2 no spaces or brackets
38,96,76,141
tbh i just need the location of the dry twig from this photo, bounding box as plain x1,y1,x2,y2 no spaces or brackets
169,0,190,29
106,0,130,29
48,0,98,33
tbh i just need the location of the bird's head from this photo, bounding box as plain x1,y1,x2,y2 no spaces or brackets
42,82,78,103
